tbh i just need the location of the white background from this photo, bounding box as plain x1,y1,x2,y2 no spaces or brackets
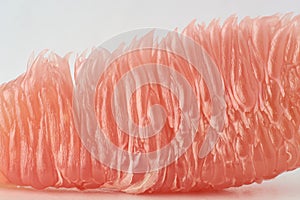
0,0,300,199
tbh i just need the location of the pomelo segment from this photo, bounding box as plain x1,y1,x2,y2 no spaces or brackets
0,14,300,194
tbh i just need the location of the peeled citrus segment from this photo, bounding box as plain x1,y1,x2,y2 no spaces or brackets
0,14,299,194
